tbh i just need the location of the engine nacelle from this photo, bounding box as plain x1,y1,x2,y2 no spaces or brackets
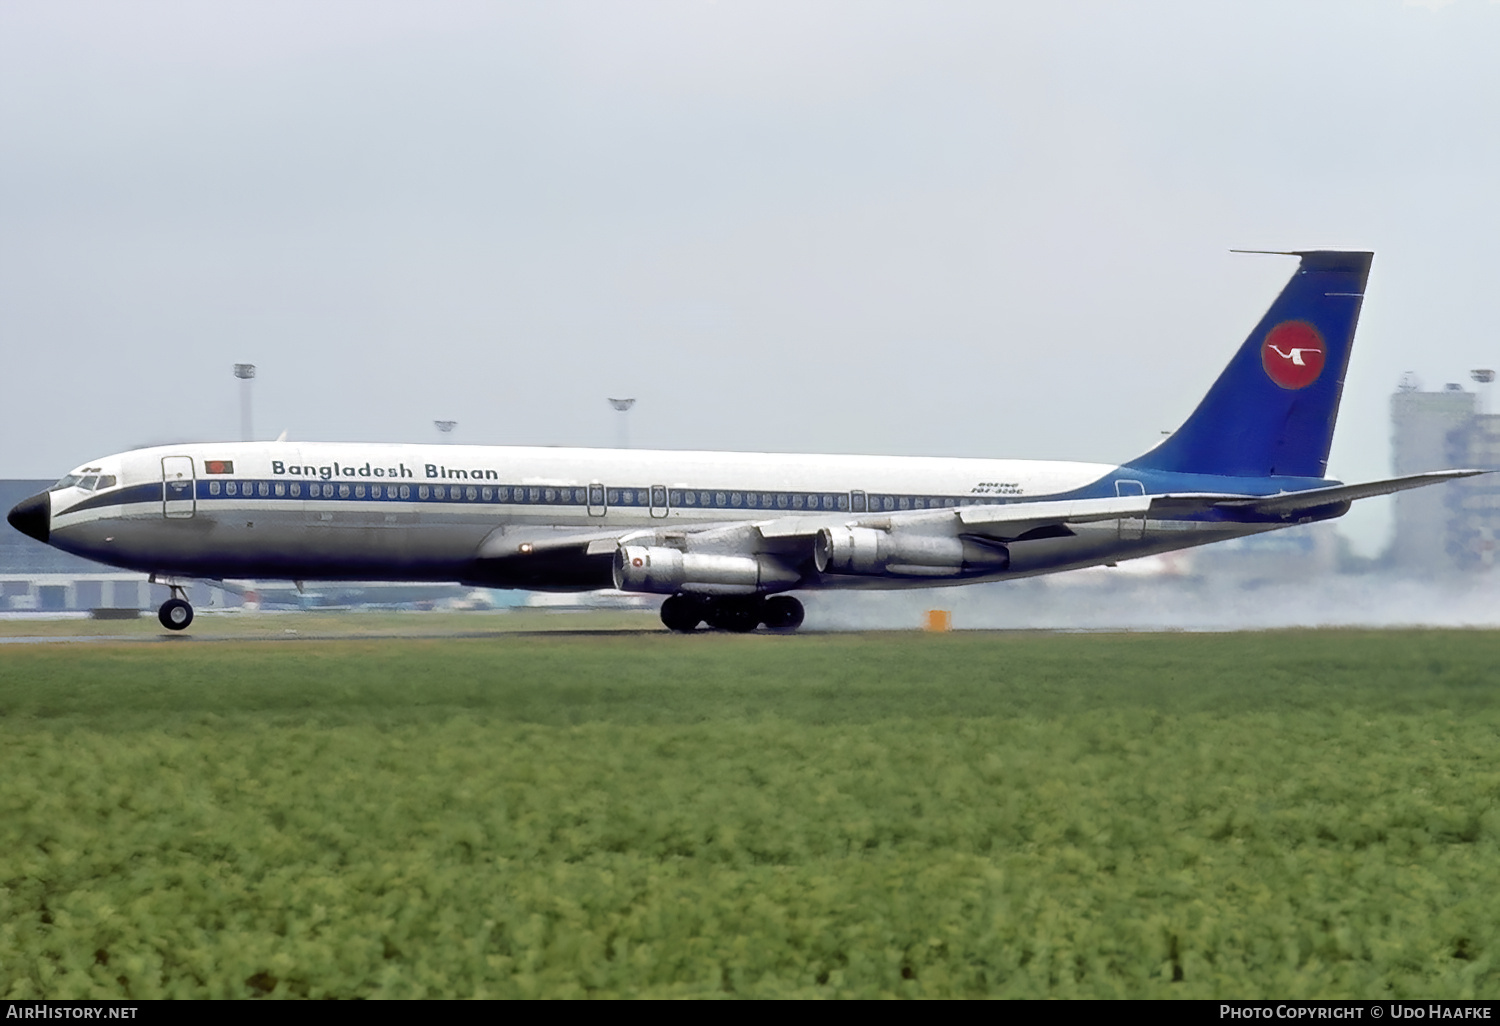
813,526,1010,577
613,545,800,595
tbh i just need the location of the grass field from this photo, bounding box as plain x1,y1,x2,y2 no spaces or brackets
2,629,1498,998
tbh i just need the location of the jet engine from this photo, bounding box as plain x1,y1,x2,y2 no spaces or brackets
613,545,800,595
813,526,1010,577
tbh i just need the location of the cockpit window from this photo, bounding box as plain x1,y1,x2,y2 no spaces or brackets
78,475,100,491
96,475,117,490
49,474,82,491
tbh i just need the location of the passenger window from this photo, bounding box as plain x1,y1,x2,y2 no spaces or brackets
419,485,430,499
274,482,286,497
259,482,270,497
209,481,221,495
290,483,301,497
468,486,479,500
883,496,895,511
898,497,910,510
683,491,696,506
777,494,788,508
730,492,742,506
226,481,238,496
746,493,758,508
355,484,365,498
339,484,351,498
837,495,849,510
482,487,493,501
529,488,540,502
792,495,804,509
544,488,555,502
715,492,727,507
400,485,411,499
670,490,682,505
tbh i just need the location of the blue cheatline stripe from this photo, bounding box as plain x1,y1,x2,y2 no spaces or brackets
60,482,163,515
197,479,980,512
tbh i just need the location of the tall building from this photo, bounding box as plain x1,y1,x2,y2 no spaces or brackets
1389,376,1500,573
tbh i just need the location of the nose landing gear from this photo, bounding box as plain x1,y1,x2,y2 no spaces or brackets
659,593,804,633
157,585,194,631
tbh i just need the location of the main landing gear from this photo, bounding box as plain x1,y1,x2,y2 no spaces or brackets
158,585,194,631
660,593,805,634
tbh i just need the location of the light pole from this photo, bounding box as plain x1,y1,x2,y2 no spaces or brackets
1472,369,1495,414
233,364,256,441
607,398,635,449
434,420,457,443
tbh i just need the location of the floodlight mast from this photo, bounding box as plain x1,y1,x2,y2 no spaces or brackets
233,364,256,441
1472,370,1495,413
607,397,636,449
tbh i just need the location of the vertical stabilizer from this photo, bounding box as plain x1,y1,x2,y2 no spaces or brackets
1126,251,1372,479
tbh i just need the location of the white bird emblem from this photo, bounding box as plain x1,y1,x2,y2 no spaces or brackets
1266,345,1320,366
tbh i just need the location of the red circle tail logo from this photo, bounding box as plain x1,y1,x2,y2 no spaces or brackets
1261,321,1326,390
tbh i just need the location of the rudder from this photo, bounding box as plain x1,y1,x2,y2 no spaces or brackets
1126,250,1373,479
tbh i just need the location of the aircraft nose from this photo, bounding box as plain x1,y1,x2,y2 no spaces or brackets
7,492,50,544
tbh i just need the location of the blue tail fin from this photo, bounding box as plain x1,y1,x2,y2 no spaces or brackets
1126,250,1372,479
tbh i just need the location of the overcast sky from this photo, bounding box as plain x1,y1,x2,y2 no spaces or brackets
3,0,1498,552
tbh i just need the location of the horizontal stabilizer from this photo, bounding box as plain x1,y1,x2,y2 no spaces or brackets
1210,469,1486,517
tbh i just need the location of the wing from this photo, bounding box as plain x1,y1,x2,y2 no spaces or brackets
466,470,1486,590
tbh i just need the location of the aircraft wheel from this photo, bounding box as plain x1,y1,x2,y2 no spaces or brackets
158,598,194,631
706,598,761,633
660,594,705,633
762,595,804,632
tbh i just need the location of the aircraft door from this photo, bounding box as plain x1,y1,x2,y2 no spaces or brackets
1115,479,1146,540
649,485,668,519
162,456,196,518
587,482,606,517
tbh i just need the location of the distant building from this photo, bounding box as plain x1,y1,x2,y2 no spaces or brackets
1389,377,1500,573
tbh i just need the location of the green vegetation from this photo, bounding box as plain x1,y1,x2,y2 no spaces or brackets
2,630,1498,998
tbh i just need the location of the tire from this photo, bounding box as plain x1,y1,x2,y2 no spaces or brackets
158,598,194,631
660,594,704,633
706,598,760,633
762,595,805,632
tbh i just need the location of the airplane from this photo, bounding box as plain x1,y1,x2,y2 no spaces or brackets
7,250,1483,634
